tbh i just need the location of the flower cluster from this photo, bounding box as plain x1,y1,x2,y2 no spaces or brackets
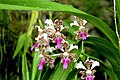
31,19,78,70
31,16,100,79
76,58,100,80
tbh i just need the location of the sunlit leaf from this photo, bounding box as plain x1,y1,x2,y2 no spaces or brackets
13,33,26,59
0,0,118,47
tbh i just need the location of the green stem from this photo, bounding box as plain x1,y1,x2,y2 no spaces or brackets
27,10,38,37
114,0,120,79
113,0,120,47
49,11,52,19
81,40,84,53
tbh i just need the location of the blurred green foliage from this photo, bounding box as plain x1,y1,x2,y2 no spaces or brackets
0,0,120,80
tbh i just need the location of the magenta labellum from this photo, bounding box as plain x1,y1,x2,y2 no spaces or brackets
54,37,63,49
38,59,46,70
62,57,70,69
80,32,87,40
31,42,39,51
86,75,94,80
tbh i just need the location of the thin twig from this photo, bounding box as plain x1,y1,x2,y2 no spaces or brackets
113,0,119,44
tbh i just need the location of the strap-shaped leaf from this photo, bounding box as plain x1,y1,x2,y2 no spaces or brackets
84,37,119,71
22,54,29,80
85,37,120,59
31,52,41,80
13,33,27,59
0,0,118,47
117,0,120,31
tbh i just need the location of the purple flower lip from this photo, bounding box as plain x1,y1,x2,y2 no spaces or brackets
62,57,70,69
54,38,63,49
31,42,39,51
38,59,46,70
86,75,94,80
80,32,87,40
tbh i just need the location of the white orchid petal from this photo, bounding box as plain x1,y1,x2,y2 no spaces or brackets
45,19,53,25
83,20,87,26
45,25,55,31
91,61,100,70
45,46,55,53
85,57,90,63
35,26,43,32
51,54,61,56
63,52,69,56
68,44,78,51
60,25,64,31
39,54,44,58
76,61,86,70
35,37,39,41
70,21,79,27
41,33,48,40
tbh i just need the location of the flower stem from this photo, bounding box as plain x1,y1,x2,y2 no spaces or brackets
81,41,84,53
113,0,120,47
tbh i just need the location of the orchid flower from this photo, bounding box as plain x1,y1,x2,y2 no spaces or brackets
70,16,89,40
58,42,77,69
54,31,65,50
35,33,49,46
76,58,100,80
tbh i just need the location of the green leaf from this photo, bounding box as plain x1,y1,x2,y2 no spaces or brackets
102,64,118,80
66,69,79,80
24,36,32,55
34,70,42,80
13,33,26,59
85,37,120,59
0,0,118,47
117,0,120,32
31,52,41,80
84,37,119,71
22,54,29,80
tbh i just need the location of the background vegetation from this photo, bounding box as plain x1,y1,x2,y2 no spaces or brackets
0,0,120,80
